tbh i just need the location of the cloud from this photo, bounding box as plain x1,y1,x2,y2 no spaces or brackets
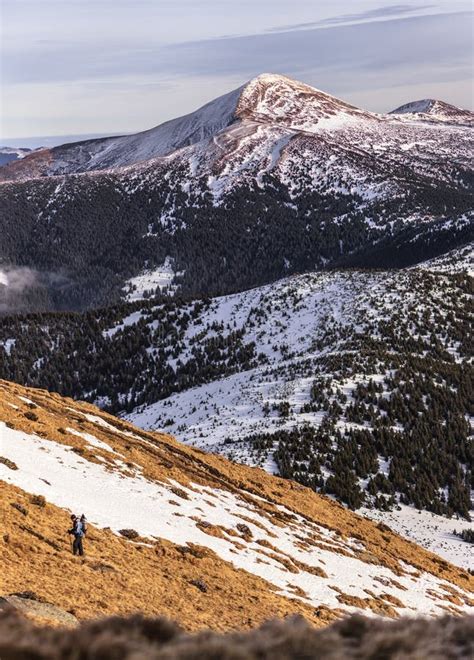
266,4,436,32
2,8,472,137
161,12,473,101
0,266,38,291
0,265,71,313
5,11,471,86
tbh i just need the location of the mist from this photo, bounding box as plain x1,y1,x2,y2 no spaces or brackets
0,265,71,314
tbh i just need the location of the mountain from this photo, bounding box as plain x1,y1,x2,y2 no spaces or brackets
0,74,472,312
1,248,472,567
390,99,474,126
3,78,471,182
0,75,372,181
1,378,473,626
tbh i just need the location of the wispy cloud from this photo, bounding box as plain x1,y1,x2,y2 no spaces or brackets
266,3,436,32
2,2,472,138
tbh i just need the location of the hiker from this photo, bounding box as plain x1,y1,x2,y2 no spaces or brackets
68,514,86,556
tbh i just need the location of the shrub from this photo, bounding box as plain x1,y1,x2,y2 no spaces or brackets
30,495,46,508
0,457,18,470
454,528,474,543
118,529,139,540
189,578,208,593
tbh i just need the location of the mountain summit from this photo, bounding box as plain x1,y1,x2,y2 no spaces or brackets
235,73,371,128
390,99,474,125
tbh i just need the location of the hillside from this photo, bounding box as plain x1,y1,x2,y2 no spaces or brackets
390,99,474,126
0,73,472,312
1,379,473,627
1,250,472,565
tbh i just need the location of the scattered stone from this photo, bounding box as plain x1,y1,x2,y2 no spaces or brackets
30,494,46,508
10,502,28,516
190,579,208,593
3,594,78,626
170,486,189,500
18,524,61,551
237,523,253,538
89,562,116,573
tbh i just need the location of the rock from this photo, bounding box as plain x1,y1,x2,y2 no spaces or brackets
2,594,78,626
190,579,208,593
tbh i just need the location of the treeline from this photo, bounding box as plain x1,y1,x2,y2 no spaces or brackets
0,296,259,413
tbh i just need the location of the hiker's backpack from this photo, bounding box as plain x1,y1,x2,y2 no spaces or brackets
80,516,87,536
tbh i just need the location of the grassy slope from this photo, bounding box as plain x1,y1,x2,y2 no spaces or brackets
1,379,472,629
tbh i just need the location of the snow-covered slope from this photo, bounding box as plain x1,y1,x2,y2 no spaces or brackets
1,379,473,621
0,84,243,179
390,99,474,126
416,243,474,275
112,254,471,569
235,73,372,129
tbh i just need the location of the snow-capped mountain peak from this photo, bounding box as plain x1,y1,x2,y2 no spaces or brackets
236,73,372,129
390,99,473,125
392,99,441,114
0,74,375,180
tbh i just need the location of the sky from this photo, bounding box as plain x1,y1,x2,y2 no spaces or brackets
1,0,473,145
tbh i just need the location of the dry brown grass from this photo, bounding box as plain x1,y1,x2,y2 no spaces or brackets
2,480,337,629
1,379,473,629
0,607,473,659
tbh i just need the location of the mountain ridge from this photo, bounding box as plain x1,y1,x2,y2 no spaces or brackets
390,99,474,125
1,73,472,182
